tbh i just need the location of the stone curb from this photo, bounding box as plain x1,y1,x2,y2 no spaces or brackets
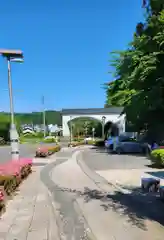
76,148,132,194
46,150,98,240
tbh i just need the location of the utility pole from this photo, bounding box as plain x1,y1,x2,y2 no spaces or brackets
42,95,46,138
92,128,95,141
102,116,106,139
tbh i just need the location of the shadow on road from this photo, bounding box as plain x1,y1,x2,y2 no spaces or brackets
90,146,149,159
101,188,164,231
56,185,164,231
146,164,164,169
39,154,164,232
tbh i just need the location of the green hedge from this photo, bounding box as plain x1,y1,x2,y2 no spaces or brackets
43,138,56,143
150,149,164,167
36,145,61,157
94,140,105,147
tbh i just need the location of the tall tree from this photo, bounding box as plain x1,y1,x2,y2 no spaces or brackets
105,1,164,137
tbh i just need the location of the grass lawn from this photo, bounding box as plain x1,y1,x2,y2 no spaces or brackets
19,136,43,144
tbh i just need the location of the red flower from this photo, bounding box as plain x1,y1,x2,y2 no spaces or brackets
0,191,4,201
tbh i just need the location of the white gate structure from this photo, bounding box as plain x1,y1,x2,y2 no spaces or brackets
61,107,126,137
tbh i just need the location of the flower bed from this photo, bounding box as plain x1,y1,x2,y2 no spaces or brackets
0,158,32,214
35,145,61,157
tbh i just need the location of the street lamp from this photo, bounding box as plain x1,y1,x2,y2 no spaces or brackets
41,95,46,138
102,116,106,139
70,116,72,144
92,127,95,141
0,49,24,161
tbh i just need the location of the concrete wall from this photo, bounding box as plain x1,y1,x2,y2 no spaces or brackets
62,113,126,137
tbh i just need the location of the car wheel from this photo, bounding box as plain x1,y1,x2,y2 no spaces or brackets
116,147,122,154
109,144,113,150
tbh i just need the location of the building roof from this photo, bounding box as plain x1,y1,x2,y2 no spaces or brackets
62,107,123,115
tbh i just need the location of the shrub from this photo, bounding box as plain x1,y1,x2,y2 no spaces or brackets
0,122,10,143
94,140,105,147
36,145,61,157
0,187,5,213
48,145,61,154
36,147,49,157
43,137,56,143
0,159,32,195
0,175,17,195
87,140,96,145
150,149,164,167
0,159,32,214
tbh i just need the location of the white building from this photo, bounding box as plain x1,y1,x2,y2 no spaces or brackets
62,107,126,137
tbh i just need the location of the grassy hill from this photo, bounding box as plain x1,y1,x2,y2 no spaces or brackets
0,110,62,126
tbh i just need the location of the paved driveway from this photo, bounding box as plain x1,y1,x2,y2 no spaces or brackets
82,147,151,171
0,144,38,163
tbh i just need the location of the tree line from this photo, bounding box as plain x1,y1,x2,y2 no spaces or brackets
0,111,62,126
0,111,62,141
105,0,164,141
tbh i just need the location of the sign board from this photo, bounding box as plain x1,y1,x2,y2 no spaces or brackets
92,128,95,132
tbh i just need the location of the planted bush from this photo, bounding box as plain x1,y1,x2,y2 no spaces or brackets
0,159,32,196
43,137,56,143
48,145,61,154
150,149,164,167
36,145,61,157
0,159,32,214
0,175,17,195
94,140,105,147
0,187,5,213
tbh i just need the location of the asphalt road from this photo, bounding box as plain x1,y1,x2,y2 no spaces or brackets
0,144,37,163
0,140,70,163
40,146,164,239
82,146,151,171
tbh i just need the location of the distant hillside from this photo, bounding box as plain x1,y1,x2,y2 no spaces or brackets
0,110,62,126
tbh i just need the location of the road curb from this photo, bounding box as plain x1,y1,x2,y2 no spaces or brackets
76,148,131,194
40,157,66,240
41,149,97,240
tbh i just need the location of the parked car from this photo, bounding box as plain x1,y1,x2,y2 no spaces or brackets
115,138,148,154
105,135,132,150
105,135,148,154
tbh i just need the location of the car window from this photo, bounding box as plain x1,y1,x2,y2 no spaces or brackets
119,136,130,142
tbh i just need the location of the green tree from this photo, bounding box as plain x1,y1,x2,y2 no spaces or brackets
105,1,164,138
0,110,62,126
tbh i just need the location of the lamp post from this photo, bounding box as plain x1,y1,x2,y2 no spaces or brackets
0,49,24,161
102,116,106,139
92,127,95,141
70,116,72,144
41,95,46,138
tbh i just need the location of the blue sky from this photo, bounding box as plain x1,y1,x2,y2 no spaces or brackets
0,0,144,113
